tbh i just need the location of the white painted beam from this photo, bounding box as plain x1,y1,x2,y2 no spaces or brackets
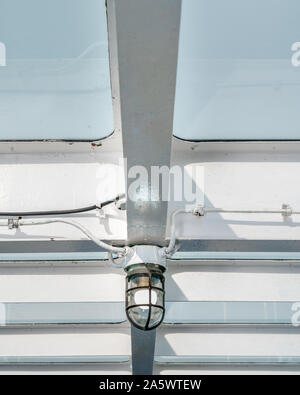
107,0,182,244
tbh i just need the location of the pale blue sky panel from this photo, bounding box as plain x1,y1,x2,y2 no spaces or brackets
174,0,300,140
0,0,113,140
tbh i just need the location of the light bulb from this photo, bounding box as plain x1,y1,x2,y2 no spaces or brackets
134,289,157,305
125,262,165,330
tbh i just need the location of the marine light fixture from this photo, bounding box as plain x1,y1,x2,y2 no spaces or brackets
124,246,166,331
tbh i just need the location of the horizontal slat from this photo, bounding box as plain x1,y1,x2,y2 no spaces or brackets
156,327,300,357
0,302,126,327
164,301,297,326
155,356,300,366
2,240,300,266
171,252,300,263
0,355,129,365
0,257,106,267
0,301,297,328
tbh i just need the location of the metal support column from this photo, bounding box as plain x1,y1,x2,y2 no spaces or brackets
107,0,181,374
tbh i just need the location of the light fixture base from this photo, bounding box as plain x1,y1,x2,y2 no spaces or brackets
124,245,167,271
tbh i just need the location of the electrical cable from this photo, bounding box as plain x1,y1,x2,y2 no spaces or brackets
0,194,125,217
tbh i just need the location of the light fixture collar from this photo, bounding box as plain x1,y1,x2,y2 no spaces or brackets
123,245,167,271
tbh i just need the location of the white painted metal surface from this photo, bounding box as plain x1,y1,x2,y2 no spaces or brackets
0,141,300,242
0,141,299,374
0,0,300,376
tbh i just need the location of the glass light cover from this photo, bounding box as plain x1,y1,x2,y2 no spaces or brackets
125,264,165,331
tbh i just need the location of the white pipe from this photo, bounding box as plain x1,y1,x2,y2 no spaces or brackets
164,203,297,256
165,208,193,255
201,207,296,215
205,208,286,214
0,218,127,255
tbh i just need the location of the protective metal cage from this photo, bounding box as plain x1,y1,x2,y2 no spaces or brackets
125,264,165,331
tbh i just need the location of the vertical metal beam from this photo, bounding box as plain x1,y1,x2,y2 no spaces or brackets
130,326,156,375
107,0,181,376
107,0,182,245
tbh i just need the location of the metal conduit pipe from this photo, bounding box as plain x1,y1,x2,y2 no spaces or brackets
164,203,297,256
0,218,129,255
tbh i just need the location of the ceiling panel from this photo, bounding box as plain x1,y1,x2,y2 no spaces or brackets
0,0,113,140
174,0,300,141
